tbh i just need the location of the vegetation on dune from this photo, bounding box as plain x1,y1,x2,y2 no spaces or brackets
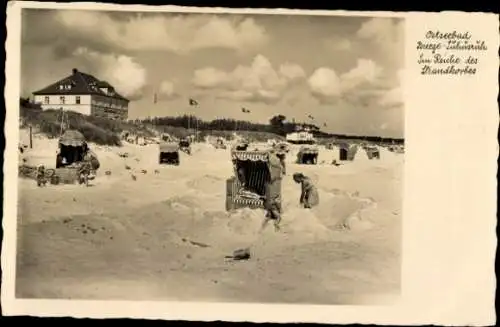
19,97,404,147
138,114,314,138
20,101,139,146
152,124,283,143
140,114,404,145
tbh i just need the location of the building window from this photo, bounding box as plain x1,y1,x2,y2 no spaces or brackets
59,84,72,90
44,96,49,104
76,96,81,104
60,96,65,104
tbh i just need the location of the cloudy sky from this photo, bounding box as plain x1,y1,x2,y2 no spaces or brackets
21,9,405,138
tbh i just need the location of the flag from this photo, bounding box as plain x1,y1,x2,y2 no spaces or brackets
189,98,199,106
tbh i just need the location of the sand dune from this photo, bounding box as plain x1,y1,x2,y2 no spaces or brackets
16,129,402,304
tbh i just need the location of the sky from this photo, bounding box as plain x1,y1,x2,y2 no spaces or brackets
21,9,405,138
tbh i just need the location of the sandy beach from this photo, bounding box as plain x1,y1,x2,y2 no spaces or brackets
16,130,403,304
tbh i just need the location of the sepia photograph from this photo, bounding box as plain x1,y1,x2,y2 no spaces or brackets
15,5,404,304
12,6,407,305
14,7,405,304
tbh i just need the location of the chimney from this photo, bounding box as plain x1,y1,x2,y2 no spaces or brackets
72,68,78,75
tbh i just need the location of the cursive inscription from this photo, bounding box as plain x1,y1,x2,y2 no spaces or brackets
416,30,488,75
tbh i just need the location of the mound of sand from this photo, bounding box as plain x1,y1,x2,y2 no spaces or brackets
186,174,225,194
16,130,403,303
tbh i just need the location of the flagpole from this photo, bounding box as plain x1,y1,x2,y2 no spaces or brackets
195,104,199,143
59,108,65,136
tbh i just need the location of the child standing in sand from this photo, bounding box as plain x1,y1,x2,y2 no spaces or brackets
293,173,319,209
261,150,283,232
276,152,286,176
263,182,282,231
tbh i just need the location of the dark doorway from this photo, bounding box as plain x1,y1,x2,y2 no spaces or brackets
339,148,348,161
235,161,270,196
57,145,85,168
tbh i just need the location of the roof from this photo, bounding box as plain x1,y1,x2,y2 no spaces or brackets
33,69,129,102
231,150,282,181
159,142,179,152
59,130,86,147
231,150,272,162
298,146,319,154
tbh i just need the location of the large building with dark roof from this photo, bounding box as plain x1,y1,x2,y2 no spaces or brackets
32,68,130,120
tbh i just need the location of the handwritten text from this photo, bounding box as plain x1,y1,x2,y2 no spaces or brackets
416,30,488,76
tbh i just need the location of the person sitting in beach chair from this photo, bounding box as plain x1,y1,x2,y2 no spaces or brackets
293,173,319,209
237,165,247,188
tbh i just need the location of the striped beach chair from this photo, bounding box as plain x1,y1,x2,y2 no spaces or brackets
226,150,283,211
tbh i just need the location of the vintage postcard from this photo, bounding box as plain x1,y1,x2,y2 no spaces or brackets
2,1,498,325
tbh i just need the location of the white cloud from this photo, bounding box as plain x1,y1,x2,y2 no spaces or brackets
192,67,230,89
217,89,280,102
306,58,407,110
356,18,404,66
73,47,147,99
192,54,306,102
217,90,254,101
308,67,341,98
378,88,402,107
56,11,268,54
279,63,306,81
356,18,403,44
308,59,384,101
318,19,404,108
340,59,383,93
378,69,404,107
191,17,268,53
